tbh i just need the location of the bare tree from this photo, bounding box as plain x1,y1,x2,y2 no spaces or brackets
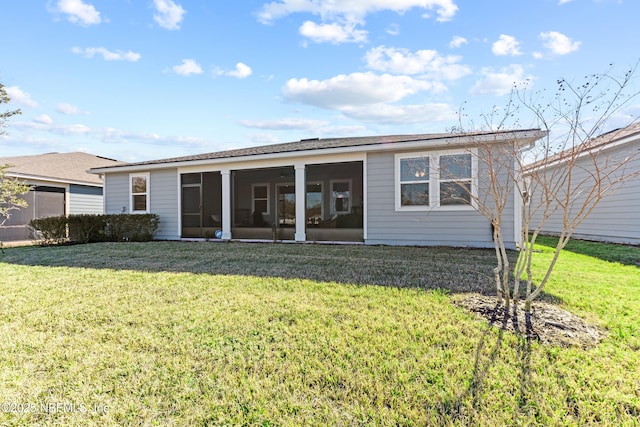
453,62,640,314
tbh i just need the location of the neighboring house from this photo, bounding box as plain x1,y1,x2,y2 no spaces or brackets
90,129,544,248
0,152,123,242
526,123,640,245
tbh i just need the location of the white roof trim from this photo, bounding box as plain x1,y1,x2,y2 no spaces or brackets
7,172,103,187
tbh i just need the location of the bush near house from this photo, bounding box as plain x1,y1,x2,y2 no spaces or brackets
30,214,159,244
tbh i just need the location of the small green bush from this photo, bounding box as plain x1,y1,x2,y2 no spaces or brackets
68,214,108,243
29,216,68,245
30,214,160,244
105,214,159,242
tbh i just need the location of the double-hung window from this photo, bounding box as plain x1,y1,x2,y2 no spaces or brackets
396,150,476,210
330,180,351,214
439,154,472,206
399,157,430,207
252,184,269,214
130,173,149,213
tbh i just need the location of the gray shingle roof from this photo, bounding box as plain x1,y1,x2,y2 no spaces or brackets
525,122,640,170
0,152,123,185
96,129,541,170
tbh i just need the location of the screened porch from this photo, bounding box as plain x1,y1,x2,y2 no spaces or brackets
180,161,364,242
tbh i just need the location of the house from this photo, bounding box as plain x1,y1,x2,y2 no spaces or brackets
90,129,545,248
526,123,640,245
0,152,123,242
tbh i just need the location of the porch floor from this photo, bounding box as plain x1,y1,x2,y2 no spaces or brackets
231,227,363,243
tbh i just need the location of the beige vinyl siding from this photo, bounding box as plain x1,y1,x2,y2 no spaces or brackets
366,150,516,248
531,141,640,245
150,169,179,240
68,185,103,215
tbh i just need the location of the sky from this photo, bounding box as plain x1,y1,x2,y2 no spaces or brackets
1,0,639,162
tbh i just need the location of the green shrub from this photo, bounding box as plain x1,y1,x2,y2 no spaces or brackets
29,216,68,245
105,214,159,242
68,214,108,243
30,214,160,244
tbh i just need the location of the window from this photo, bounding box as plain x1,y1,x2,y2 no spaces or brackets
130,173,149,213
306,182,323,225
252,183,269,215
439,154,472,206
277,184,295,226
330,180,351,214
399,157,430,206
396,150,476,211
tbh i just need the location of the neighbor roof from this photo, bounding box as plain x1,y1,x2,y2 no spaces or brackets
0,152,123,186
525,122,640,171
91,128,544,173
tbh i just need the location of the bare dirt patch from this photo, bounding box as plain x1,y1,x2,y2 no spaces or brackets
455,294,605,348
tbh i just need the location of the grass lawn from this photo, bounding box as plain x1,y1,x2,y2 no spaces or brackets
0,239,638,426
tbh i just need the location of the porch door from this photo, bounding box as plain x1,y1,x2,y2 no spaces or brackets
277,184,295,226
181,175,202,237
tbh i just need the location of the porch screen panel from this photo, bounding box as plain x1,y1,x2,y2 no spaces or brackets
278,185,296,226
306,183,322,224
34,186,65,218
182,186,201,228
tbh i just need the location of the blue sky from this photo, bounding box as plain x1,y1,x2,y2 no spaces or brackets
1,0,638,162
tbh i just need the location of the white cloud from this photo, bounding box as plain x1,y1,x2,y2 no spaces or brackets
449,35,467,48
558,0,574,4
470,65,533,96
72,47,141,62
385,23,400,36
227,63,253,79
12,120,211,148
153,0,186,30
282,72,439,109
492,34,522,56
539,31,581,55
56,103,89,115
171,59,203,76
239,118,330,131
5,86,38,108
34,114,53,125
240,118,367,137
339,103,457,124
52,0,101,26
365,46,471,80
257,0,459,24
299,21,368,44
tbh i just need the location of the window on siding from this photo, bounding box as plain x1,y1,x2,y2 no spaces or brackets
130,173,149,213
399,157,430,206
252,183,269,214
439,154,472,206
330,180,351,214
396,151,476,210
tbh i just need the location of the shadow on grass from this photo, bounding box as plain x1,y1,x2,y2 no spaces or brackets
438,305,536,424
1,241,561,301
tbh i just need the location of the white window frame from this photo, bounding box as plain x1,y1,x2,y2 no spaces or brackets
329,179,352,214
397,155,431,209
438,153,474,208
251,183,270,215
395,149,478,211
130,172,150,213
